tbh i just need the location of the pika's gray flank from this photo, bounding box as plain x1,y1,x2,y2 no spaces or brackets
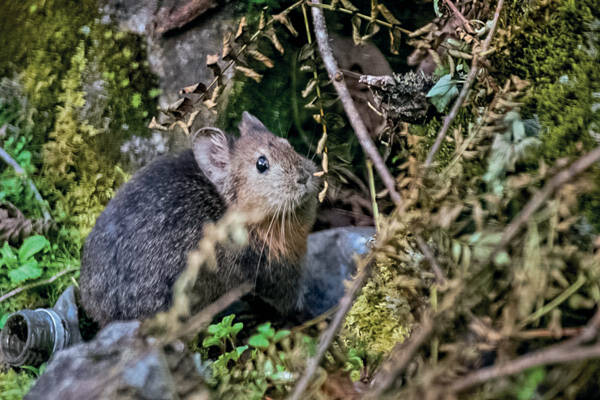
79,112,318,326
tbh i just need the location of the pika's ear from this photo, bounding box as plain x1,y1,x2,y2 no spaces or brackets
238,111,268,136
192,128,231,192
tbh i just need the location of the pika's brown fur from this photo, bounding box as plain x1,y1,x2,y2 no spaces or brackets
79,112,318,326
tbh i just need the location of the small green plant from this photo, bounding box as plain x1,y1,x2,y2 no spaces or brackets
0,235,49,284
201,316,300,399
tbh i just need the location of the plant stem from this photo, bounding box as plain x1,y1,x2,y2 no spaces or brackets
0,267,79,303
306,2,412,35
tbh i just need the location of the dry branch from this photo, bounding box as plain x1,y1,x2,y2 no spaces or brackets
308,0,403,207
0,267,78,303
450,308,600,393
495,145,600,255
425,0,505,167
367,313,434,399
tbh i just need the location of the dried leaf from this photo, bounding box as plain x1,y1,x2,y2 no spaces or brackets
264,28,284,54
235,16,247,40
318,180,329,203
206,54,221,77
302,79,317,98
222,32,233,59
248,49,274,68
179,82,207,96
235,65,262,83
273,12,298,37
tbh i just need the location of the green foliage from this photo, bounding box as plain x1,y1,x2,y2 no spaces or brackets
41,42,128,237
426,73,459,113
0,369,35,400
494,0,600,228
0,235,49,285
200,315,305,399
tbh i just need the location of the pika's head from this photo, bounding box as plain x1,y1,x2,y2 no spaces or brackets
193,112,319,222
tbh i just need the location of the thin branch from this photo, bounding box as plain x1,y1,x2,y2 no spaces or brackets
306,2,413,35
309,0,403,207
450,307,600,393
425,0,505,167
0,142,52,222
415,235,446,285
366,313,434,399
495,146,600,255
443,0,474,33
289,255,375,400
0,267,79,303
175,283,252,342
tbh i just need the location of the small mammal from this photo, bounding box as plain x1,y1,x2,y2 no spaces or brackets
79,112,318,326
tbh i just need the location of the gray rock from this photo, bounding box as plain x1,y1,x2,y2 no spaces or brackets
300,226,375,318
25,321,181,400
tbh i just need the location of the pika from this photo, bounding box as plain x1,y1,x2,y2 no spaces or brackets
79,112,319,326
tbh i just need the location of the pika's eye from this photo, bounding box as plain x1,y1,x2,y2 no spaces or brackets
256,155,269,173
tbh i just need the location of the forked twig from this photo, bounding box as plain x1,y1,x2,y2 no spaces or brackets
425,0,505,167
309,0,403,207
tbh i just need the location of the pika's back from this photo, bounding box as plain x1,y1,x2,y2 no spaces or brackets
79,150,226,326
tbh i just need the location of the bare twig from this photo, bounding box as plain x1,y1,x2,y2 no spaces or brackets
495,146,600,255
425,0,505,167
450,343,600,393
450,307,600,393
289,255,375,400
306,2,412,35
309,0,403,207
0,143,52,222
0,267,79,303
415,235,446,285
367,313,434,398
443,0,474,33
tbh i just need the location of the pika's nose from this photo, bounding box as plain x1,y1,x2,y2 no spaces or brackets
297,170,309,185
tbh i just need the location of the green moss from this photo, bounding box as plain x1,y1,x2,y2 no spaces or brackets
343,260,413,355
0,369,35,400
41,43,128,237
494,0,600,228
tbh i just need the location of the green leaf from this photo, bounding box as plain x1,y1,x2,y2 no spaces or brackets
18,235,49,261
248,334,270,349
426,74,459,113
273,329,291,342
0,313,9,329
256,322,275,338
8,260,42,284
202,336,222,348
426,74,454,98
433,0,442,17
0,242,17,267
231,322,243,336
